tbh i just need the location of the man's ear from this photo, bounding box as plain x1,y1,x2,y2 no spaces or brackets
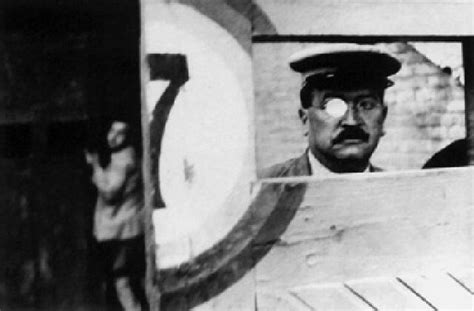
298,108,308,124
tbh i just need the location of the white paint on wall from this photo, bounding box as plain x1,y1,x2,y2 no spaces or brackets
144,3,254,268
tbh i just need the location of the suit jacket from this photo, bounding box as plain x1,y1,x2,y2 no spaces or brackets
223,152,382,284
261,151,382,179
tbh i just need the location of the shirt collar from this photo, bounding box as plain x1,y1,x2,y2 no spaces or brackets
307,149,370,176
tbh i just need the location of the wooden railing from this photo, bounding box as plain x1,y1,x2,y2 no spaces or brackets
153,168,473,310
254,168,473,310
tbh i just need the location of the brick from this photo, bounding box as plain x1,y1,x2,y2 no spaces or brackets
451,88,465,99
427,75,450,88
392,77,422,91
420,140,435,153
412,62,440,75
413,110,428,122
452,113,465,127
439,126,450,140
381,42,410,54
420,89,448,103
394,89,416,106
424,114,441,127
415,88,437,103
399,51,424,65
395,64,413,78
448,125,466,139
446,99,465,112
397,141,416,153
440,114,453,128
428,127,442,140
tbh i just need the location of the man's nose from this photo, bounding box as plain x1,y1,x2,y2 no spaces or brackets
341,105,361,126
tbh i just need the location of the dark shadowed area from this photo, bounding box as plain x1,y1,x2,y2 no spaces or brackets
0,0,141,309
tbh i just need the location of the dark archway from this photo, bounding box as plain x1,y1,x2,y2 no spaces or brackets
0,1,141,309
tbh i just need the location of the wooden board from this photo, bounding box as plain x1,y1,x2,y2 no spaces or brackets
149,167,474,310
255,168,474,310
398,274,472,309
346,278,431,310
254,0,474,36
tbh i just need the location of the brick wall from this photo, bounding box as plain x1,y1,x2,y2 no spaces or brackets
254,42,465,172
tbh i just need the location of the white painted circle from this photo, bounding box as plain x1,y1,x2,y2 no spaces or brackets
145,18,250,252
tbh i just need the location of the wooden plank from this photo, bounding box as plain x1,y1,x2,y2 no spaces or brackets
256,168,474,291
398,274,473,310
290,284,373,311
254,0,474,36
448,270,474,294
256,289,312,311
346,278,432,310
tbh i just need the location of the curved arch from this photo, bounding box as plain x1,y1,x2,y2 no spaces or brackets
159,181,307,309
143,1,281,308
224,0,278,35
176,0,277,54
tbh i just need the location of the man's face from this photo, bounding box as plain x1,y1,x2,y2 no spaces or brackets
107,121,129,150
302,87,387,164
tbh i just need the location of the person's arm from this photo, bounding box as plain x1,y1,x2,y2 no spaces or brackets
93,165,128,203
86,150,133,203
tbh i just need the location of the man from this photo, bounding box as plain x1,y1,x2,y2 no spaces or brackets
243,44,402,275
263,44,401,178
85,119,147,311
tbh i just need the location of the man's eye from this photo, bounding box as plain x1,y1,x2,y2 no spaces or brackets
323,98,347,118
357,98,380,110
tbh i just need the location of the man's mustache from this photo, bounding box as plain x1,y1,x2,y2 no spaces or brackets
333,127,369,144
